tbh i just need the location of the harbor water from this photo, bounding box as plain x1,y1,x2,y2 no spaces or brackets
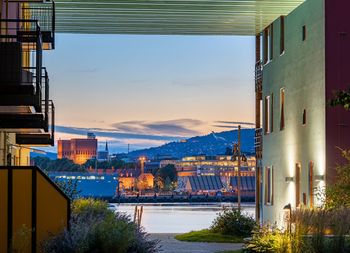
111,202,255,233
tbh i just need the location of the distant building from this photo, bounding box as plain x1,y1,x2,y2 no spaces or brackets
57,133,97,165
176,155,256,177
49,171,118,198
177,176,224,195
177,175,255,196
98,142,109,161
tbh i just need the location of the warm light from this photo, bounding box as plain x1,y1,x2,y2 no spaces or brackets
314,175,325,181
285,176,294,182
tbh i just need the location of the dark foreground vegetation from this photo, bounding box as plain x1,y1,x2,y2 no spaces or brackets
42,199,159,253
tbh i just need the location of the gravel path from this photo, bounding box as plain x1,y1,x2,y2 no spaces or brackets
150,233,243,253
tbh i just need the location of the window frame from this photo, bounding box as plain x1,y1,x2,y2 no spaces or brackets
264,166,274,205
280,88,285,130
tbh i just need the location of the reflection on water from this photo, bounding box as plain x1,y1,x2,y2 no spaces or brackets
111,202,255,233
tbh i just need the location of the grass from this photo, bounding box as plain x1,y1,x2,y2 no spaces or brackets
175,229,244,243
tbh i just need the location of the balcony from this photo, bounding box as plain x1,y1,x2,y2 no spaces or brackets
255,61,262,93
0,19,43,110
16,100,55,146
22,1,55,49
0,19,55,145
254,128,263,160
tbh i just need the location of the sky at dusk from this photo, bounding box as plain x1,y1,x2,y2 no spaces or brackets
43,34,255,153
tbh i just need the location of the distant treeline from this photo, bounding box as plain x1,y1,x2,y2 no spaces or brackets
31,157,135,172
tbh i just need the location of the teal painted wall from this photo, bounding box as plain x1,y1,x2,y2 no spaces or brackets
261,0,325,224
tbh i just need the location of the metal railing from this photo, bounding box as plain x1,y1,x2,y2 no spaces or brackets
255,61,263,92
254,128,263,159
21,1,55,48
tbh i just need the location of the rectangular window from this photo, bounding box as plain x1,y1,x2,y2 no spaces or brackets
280,16,285,54
264,166,274,205
309,162,314,208
296,163,301,208
269,24,274,61
264,96,270,134
302,25,306,41
264,94,274,134
271,93,274,132
280,88,285,130
303,109,307,125
263,28,269,64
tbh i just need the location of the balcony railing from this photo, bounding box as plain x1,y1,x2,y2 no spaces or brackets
255,61,262,92
22,1,55,49
254,128,263,160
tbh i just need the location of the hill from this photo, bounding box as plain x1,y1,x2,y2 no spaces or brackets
128,129,255,159
30,151,57,160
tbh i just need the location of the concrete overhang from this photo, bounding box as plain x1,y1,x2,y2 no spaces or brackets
54,0,304,35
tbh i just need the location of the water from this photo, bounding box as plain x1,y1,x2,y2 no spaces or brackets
111,202,255,233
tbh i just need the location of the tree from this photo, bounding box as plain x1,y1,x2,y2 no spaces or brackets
329,88,350,111
156,164,177,182
32,157,85,172
325,149,350,209
84,158,126,170
154,164,177,191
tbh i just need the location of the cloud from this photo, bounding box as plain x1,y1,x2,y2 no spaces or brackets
215,121,255,127
55,119,204,153
55,125,183,141
212,125,239,129
111,119,203,136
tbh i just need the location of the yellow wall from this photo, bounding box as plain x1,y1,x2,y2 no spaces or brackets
0,170,8,253
0,133,30,166
12,169,32,253
36,171,69,253
0,167,70,253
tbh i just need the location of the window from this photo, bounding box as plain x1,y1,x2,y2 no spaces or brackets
264,166,274,205
264,96,270,133
303,109,307,125
263,28,269,64
264,94,274,134
269,24,274,61
296,163,301,208
302,25,306,41
280,16,285,54
280,88,285,130
309,162,314,208
263,24,274,64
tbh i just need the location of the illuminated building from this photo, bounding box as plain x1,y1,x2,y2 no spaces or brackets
57,133,97,164
255,0,350,224
49,172,118,198
176,155,256,177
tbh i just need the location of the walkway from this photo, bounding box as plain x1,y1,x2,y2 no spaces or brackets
150,234,243,253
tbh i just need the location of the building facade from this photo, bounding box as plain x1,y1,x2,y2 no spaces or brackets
176,155,256,177
57,133,97,164
256,0,350,224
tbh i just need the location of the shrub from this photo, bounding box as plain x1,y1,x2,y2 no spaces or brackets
244,208,350,253
210,208,255,237
42,199,159,253
244,224,291,253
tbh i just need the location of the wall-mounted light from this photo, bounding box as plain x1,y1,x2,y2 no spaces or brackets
314,175,325,181
285,176,294,182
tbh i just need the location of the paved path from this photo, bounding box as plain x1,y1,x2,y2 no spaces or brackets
150,233,243,253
